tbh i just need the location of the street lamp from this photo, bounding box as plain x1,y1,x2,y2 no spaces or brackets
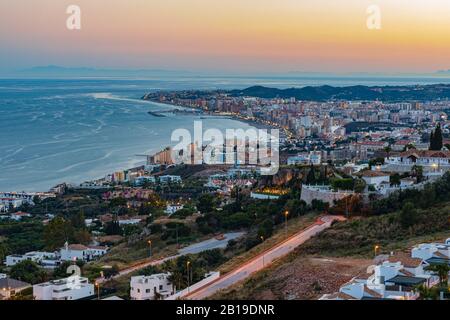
148,240,152,257
374,245,380,257
186,261,191,293
95,282,100,300
284,211,289,238
260,236,265,267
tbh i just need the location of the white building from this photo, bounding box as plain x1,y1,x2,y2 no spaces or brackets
0,198,26,211
130,273,174,300
384,150,450,172
361,171,390,189
159,175,182,184
60,243,108,262
411,240,450,263
287,152,321,165
250,192,280,200
134,176,156,186
5,251,59,268
118,217,143,226
321,244,446,301
164,204,184,215
33,276,94,300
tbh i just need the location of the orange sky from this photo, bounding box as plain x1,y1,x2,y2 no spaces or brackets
1,0,450,73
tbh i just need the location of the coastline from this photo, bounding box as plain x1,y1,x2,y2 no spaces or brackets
2,98,267,194
143,97,284,133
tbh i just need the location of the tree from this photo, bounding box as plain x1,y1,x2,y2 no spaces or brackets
414,284,439,300
0,243,8,264
306,165,316,185
399,202,418,228
311,199,329,212
74,229,91,245
429,131,435,150
331,178,354,191
43,216,74,250
354,179,366,193
104,219,123,236
70,210,86,230
435,124,443,150
103,264,120,279
429,124,443,151
10,260,47,284
197,194,216,214
390,173,401,186
284,199,307,217
257,219,274,239
426,264,450,286
168,270,184,292
411,165,424,183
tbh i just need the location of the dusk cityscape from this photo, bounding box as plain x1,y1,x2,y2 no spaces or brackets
0,0,449,314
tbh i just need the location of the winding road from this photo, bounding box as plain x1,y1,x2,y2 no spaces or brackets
96,232,245,284
184,215,345,300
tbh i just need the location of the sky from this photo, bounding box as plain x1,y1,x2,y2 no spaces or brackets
1,0,450,74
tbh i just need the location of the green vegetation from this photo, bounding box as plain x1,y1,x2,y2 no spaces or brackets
139,249,227,291
0,219,45,256
429,123,443,151
9,260,48,284
43,213,90,250
299,202,449,257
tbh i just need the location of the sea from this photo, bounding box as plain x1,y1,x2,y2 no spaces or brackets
1,75,450,192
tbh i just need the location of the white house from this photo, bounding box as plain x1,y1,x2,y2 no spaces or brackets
33,275,94,300
60,243,108,262
9,211,32,221
361,171,390,189
5,251,59,268
118,217,143,226
321,248,443,301
165,204,184,215
159,175,182,184
384,150,450,172
400,178,415,187
411,242,450,262
0,198,25,211
130,273,174,300
134,176,156,186
287,152,321,165
250,192,280,200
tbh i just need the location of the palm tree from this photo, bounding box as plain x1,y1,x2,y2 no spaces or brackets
414,284,439,300
168,270,184,293
426,264,450,286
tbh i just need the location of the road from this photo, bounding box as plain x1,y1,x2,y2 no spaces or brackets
184,215,345,300
96,232,245,283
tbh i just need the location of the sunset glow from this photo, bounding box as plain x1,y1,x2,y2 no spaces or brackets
1,0,450,73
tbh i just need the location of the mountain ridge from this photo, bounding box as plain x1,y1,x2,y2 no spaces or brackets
229,84,450,101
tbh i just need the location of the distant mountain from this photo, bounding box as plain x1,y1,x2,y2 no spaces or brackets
17,65,193,78
229,84,450,101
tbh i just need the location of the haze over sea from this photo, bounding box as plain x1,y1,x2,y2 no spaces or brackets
1,76,450,192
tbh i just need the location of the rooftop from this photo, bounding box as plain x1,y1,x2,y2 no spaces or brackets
0,278,31,290
387,275,426,286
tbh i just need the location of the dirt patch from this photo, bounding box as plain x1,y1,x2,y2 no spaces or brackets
215,256,372,300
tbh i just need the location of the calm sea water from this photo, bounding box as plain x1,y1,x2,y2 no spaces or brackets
1,76,450,192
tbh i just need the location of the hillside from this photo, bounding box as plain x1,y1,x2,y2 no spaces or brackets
212,201,450,300
229,84,450,101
